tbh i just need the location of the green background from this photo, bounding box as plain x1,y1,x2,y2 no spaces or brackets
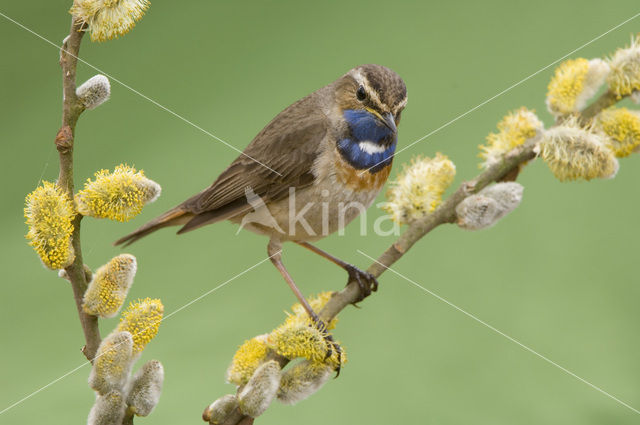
1,1,640,424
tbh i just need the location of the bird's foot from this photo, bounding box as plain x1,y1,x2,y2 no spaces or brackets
345,264,378,303
311,317,342,377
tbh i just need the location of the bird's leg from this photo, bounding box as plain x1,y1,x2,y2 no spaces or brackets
267,239,342,373
295,241,378,302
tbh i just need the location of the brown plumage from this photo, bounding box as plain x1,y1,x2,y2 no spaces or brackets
115,65,408,372
115,89,327,246
116,64,407,247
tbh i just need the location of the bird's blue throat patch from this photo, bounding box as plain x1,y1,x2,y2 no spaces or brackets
337,109,397,173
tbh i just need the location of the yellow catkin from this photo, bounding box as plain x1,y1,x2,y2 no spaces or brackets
479,107,543,168
267,322,344,370
227,335,270,386
24,182,75,270
70,0,150,42
116,298,163,354
75,164,160,222
287,292,337,330
83,254,137,318
595,107,640,157
383,153,456,224
607,36,640,98
537,118,618,181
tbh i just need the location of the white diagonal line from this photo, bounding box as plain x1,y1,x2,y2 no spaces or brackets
0,11,282,177
359,11,640,175
357,249,640,415
0,251,280,416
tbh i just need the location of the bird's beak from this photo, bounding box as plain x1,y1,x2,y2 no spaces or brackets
380,111,397,133
367,108,397,132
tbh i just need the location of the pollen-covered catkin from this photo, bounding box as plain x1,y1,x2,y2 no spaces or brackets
269,322,332,365
456,183,524,230
89,331,134,395
87,390,126,425
536,119,618,181
126,360,164,417
203,394,239,424
383,153,456,224
75,164,161,222
287,292,337,329
546,58,610,116
595,107,640,157
116,298,163,354
76,75,110,109
83,254,137,318
277,360,333,405
24,182,75,270
238,361,282,418
607,37,640,98
70,0,150,42
227,334,269,386
479,107,543,168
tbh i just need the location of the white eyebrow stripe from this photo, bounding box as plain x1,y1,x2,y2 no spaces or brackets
393,96,408,114
359,141,387,154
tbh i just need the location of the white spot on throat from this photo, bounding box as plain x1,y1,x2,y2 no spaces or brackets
358,141,386,154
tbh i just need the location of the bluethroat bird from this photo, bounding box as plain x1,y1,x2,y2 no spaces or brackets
116,64,407,369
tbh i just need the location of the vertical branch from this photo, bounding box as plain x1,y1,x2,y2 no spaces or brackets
57,17,101,361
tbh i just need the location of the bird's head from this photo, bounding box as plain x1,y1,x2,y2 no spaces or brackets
332,65,407,173
335,64,407,135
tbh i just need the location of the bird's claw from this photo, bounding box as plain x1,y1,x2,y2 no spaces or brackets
310,317,342,377
345,264,378,302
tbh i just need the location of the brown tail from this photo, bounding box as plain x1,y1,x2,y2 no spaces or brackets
114,207,193,247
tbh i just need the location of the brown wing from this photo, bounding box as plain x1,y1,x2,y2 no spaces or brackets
115,88,330,246
171,92,328,234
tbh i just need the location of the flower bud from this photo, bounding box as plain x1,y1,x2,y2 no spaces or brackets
536,118,618,181
277,360,333,405
203,394,238,424
546,58,609,116
126,360,164,417
83,254,137,318
116,298,164,354
75,164,161,222
237,361,282,418
89,331,134,395
87,390,126,425
24,182,75,270
76,75,110,109
383,153,456,224
227,334,269,386
595,107,640,157
607,37,640,98
70,0,150,42
269,323,331,365
456,183,523,231
479,107,543,168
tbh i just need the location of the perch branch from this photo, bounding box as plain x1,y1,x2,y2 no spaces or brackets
319,88,626,322
220,82,625,425
56,18,101,362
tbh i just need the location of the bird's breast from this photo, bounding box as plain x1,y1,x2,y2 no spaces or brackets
332,152,392,192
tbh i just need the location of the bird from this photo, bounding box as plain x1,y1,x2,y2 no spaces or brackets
116,64,407,368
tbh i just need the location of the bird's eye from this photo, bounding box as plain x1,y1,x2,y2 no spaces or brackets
356,86,367,101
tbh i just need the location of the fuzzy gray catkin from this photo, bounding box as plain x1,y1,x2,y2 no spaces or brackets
237,360,282,417
125,360,164,417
